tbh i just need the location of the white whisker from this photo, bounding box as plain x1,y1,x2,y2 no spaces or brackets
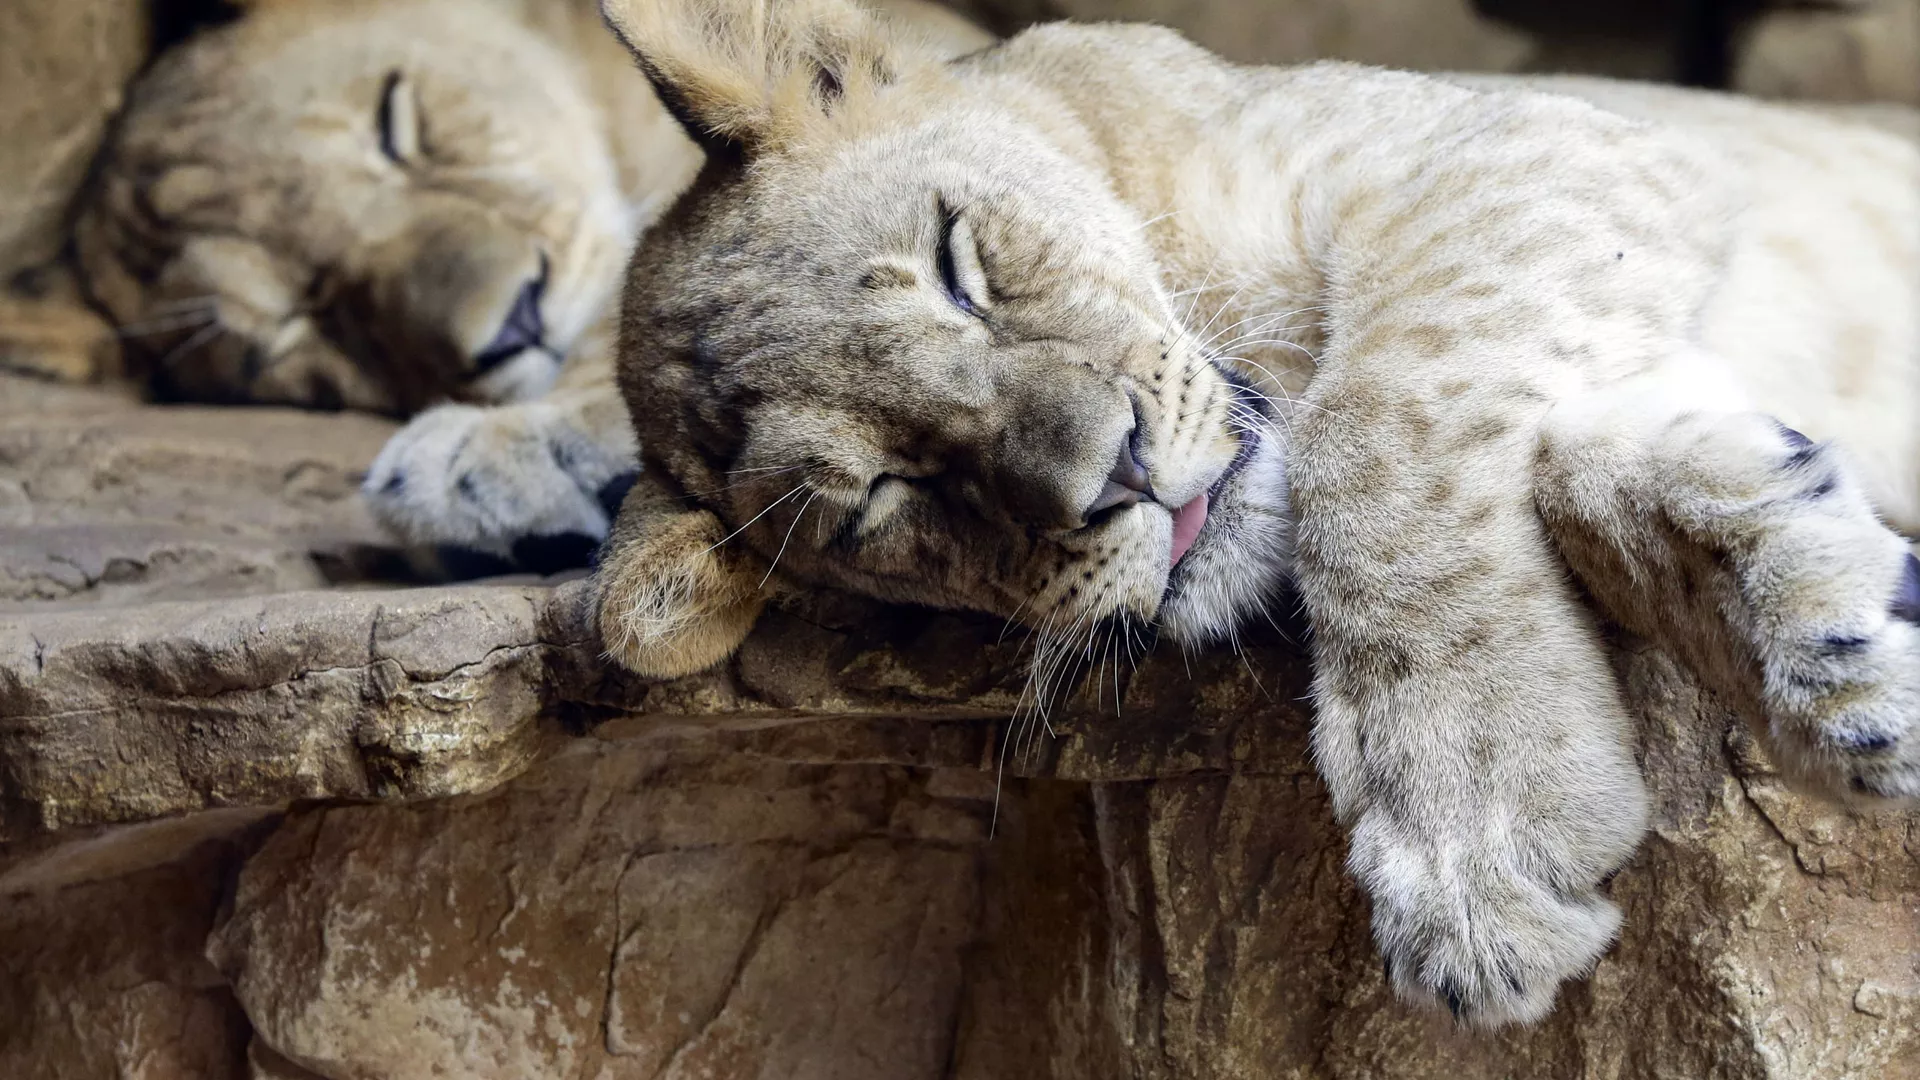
697,481,809,557
759,488,820,588
115,309,216,340
156,321,227,369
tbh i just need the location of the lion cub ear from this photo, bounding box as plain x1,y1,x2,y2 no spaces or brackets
594,472,768,679
600,0,905,156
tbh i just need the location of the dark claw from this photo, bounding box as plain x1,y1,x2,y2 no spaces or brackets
1773,421,1822,470
1441,982,1465,1021
1383,953,1397,986
1820,634,1871,654
1832,731,1895,753
597,470,640,517
1892,553,1920,625
1495,952,1525,997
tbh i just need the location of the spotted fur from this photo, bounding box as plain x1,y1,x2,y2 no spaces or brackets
590,0,1920,1028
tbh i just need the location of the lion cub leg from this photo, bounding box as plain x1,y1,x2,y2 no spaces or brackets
1537,369,1920,801
1292,363,1649,1028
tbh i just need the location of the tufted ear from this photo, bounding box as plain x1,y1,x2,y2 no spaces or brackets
599,0,905,157
594,470,768,679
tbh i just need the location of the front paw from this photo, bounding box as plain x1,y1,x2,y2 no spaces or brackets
362,402,636,575
1696,423,1920,800
1757,542,1920,801
1351,809,1627,1028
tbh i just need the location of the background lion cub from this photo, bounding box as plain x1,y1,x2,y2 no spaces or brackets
588,0,1920,1028
73,0,988,569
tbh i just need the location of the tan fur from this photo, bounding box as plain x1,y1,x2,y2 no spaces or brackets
79,0,675,413
72,0,988,556
593,471,769,678
590,0,1920,1029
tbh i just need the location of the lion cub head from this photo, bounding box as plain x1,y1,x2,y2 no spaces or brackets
77,0,671,413
595,0,1290,681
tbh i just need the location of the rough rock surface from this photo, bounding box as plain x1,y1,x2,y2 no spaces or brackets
3,374,1917,1078
0,837,251,1080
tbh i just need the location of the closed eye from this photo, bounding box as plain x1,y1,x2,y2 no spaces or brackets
861,473,916,527
936,200,990,318
377,70,422,166
823,473,912,554
856,468,953,534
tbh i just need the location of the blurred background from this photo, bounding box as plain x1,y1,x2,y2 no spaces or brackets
950,0,1920,95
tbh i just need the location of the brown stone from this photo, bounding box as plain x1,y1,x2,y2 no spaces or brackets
205,742,983,1080
957,647,1920,1080
0,838,250,1080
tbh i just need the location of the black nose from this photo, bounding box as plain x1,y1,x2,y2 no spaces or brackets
474,256,548,373
1085,430,1153,521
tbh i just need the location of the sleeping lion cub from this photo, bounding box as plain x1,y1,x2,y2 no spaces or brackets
75,0,987,566
587,0,1920,1028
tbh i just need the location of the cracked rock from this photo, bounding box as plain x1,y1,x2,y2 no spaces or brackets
205,742,981,1080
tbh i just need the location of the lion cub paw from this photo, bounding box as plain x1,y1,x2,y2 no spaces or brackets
1685,419,1920,800
1351,809,1627,1027
362,402,636,575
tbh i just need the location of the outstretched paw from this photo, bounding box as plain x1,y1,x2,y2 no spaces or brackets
1353,810,1627,1027
362,401,637,576
1671,418,1920,800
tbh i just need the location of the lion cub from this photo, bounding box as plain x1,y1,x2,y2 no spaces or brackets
74,0,987,569
588,0,1920,1028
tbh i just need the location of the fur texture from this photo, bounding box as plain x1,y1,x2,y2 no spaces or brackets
73,0,988,557
589,0,1920,1028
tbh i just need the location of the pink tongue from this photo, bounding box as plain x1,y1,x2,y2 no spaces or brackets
1169,493,1209,567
